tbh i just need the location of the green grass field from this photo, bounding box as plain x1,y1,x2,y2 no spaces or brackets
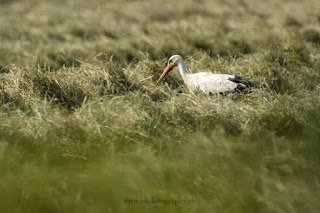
1,0,320,212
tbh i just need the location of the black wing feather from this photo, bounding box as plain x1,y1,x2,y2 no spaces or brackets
228,76,255,91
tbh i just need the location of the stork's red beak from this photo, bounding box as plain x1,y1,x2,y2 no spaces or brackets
156,64,174,85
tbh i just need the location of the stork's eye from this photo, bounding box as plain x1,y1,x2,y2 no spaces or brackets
169,59,172,64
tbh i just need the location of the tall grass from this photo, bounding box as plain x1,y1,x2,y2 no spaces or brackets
1,0,320,212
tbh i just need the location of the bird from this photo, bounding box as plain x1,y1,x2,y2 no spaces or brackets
156,55,255,95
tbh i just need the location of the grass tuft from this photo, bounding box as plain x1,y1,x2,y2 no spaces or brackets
303,29,320,44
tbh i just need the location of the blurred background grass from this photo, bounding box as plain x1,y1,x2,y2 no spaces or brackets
1,0,320,212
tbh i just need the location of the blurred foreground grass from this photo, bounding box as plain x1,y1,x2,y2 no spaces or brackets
1,0,320,212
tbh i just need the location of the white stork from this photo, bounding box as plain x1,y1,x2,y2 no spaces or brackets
156,55,255,95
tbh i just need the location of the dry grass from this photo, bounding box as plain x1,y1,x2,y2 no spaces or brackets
0,0,320,212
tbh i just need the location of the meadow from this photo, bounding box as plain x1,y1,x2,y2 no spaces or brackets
0,0,320,212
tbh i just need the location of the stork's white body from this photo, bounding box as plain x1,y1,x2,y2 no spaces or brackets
176,60,239,95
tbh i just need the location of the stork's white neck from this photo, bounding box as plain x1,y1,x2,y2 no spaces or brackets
177,58,189,83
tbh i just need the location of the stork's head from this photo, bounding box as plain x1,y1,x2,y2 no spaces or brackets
156,55,182,85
